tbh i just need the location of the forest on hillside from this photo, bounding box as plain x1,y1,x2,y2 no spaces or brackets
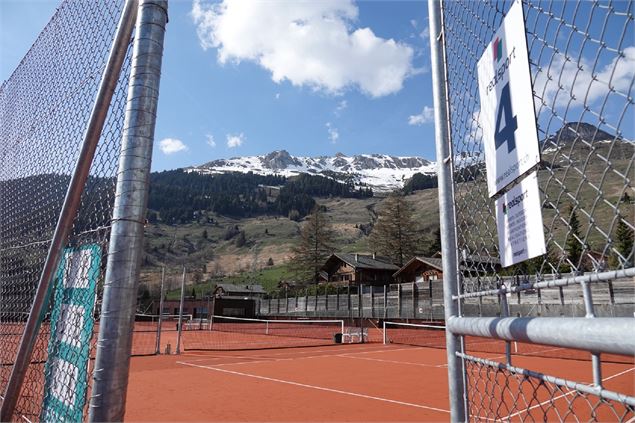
147,170,373,223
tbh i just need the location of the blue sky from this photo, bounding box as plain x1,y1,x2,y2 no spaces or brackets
3,1,632,173
1,0,436,172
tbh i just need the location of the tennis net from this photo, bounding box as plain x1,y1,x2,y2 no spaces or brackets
182,316,345,351
382,321,634,364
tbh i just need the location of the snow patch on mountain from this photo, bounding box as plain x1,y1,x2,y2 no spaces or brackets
186,150,437,192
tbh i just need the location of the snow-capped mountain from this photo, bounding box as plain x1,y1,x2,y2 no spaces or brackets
186,150,437,192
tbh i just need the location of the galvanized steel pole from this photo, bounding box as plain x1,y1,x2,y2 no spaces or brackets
0,1,139,420
89,1,167,420
428,0,467,421
176,266,186,354
155,267,166,354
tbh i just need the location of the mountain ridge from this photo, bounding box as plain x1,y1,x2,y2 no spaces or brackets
188,150,436,192
184,122,626,192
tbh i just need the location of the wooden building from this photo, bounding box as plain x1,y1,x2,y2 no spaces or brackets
212,283,266,299
320,253,399,287
393,256,444,283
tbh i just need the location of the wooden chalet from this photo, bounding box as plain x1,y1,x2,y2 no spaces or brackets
320,253,399,287
392,256,444,283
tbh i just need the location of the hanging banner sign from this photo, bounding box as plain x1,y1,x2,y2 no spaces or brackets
41,244,101,422
495,172,546,267
477,0,540,197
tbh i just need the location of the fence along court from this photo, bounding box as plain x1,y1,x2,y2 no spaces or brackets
429,0,634,421
257,276,634,319
0,0,167,421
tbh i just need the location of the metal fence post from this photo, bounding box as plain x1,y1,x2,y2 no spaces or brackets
429,0,466,420
0,2,140,420
370,287,375,318
397,284,402,318
383,285,387,319
412,282,416,319
155,267,166,354
358,284,363,318
88,1,167,419
176,267,186,354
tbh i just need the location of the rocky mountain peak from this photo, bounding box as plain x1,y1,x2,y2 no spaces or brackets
544,122,616,145
262,150,300,170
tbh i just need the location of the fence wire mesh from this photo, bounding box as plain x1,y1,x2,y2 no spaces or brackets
0,0,131,420
439,0,634,420
463,356,635,422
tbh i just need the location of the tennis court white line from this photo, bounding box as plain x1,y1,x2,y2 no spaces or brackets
181,346,433,367
177,361,450,414
181,345,395,363
182,344,389,360
503,367,635,420
337,354,446,368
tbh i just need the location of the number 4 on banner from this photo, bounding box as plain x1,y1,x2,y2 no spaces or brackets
494,82,518,153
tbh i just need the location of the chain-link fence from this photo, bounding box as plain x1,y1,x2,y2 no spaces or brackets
430,0,634,421
0,0,167,420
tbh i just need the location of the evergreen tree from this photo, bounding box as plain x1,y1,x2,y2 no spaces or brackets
615,219,634,267
369,193,419,266
426,227,442,256
565,206,583,270
291,205,336,282
235,230,246,247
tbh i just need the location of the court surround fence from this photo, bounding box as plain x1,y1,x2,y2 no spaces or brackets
0,0,167,421
428,0,634,421
257,275,634,319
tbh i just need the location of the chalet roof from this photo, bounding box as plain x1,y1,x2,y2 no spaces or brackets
214,283,266,294
393,256,444,278
322,253,399,272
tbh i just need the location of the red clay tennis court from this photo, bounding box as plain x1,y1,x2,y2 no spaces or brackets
124,321,635,422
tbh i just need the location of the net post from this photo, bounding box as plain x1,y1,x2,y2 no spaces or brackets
428,0,466,420
266,321,269,335
383,321,387,345
155,267,165,355
176,266,186,354
87,1,167,420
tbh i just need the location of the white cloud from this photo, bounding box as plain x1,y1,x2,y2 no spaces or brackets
275,93,280,100
226,133,245,148
335,99,348,116
191,0,414,97
326,122,339,143
410,19,418,29
534,46,635,109
206,134,216,148
408,106,434,126
159,138,188,154
420,25,429,42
